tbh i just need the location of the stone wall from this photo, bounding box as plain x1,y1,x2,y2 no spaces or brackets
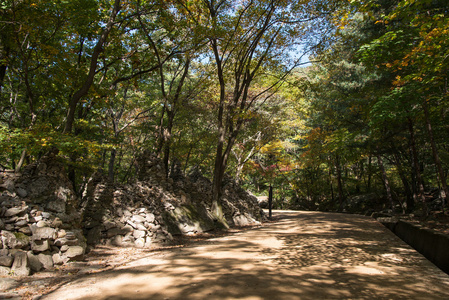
0,151,86,276
0,151,264,276
82,153,264,249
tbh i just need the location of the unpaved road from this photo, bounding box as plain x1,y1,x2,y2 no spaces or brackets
41,211,449,299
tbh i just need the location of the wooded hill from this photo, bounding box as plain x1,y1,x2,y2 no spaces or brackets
1,0,448,217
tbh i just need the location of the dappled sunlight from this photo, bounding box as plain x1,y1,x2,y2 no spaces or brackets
42,211,449,300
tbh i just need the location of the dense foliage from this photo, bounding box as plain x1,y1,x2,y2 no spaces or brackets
1,0,448,216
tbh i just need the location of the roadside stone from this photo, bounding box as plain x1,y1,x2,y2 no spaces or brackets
145,213,155,223
64,246,84,261
11,250,30,276
1,231,30,249
16,187,27,198
31,239,50,252
111,235,123,246
103,220,116,230
65,231,76,240
41,212,51,219
4,206,28,217
31,215,43,222
36,221,49,228
135,238,145,248
57,229,66,238
133,230,145,239
54,237,78,247
60,245,69,252
52,253,64,265
0,255,14,267
132,215,145,223
27,252,43,272
51,218,63,228
30,226,56,240
37,253,53,270
14,219,28,227
18,226,32,235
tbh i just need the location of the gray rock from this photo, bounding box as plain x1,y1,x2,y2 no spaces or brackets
57,229,66,238
0,277,18,291
0,266,11,276
134,238,145,248
133,230,146,239
18,226,32,235
27,252,43,272
52,253,64,265
37,253,53,270
4,206,28,217
0,255,14,267
5,216,18,224
64,246,84,261
31,239,50,252
36,221,49,228
103,220,116,230
145,213,155,223
1,231,30,249
41,212,51,219
31,215,43,222
0,219,4,230
65,231,77,240
132,215,145,223
30,226,56,240
111,235,123,246
126,220,137,229
16,187,28,198
15,219,28,227
136,223,147,231
60,245,69,252
51,217,62,228
45,200,65,213
54,237,79,247
2,179,15,192
11,250,30,276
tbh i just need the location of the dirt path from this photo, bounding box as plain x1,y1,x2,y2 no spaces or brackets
29,211,449,299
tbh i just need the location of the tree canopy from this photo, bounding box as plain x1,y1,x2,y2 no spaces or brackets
1,0,448,215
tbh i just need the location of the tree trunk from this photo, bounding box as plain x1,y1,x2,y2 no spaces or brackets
408,117,426,212
108,148,116,182
63,0,121,133
367,155,372,192
422,100,448,207
392,149,412,213
377,153,394,211
335,154,345,211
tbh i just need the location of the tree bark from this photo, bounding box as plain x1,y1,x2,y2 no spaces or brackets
392,149,412,213
335,154,345,211
377,153,394,211
422,100,448,207
408,117,426,212
63,0,121,134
